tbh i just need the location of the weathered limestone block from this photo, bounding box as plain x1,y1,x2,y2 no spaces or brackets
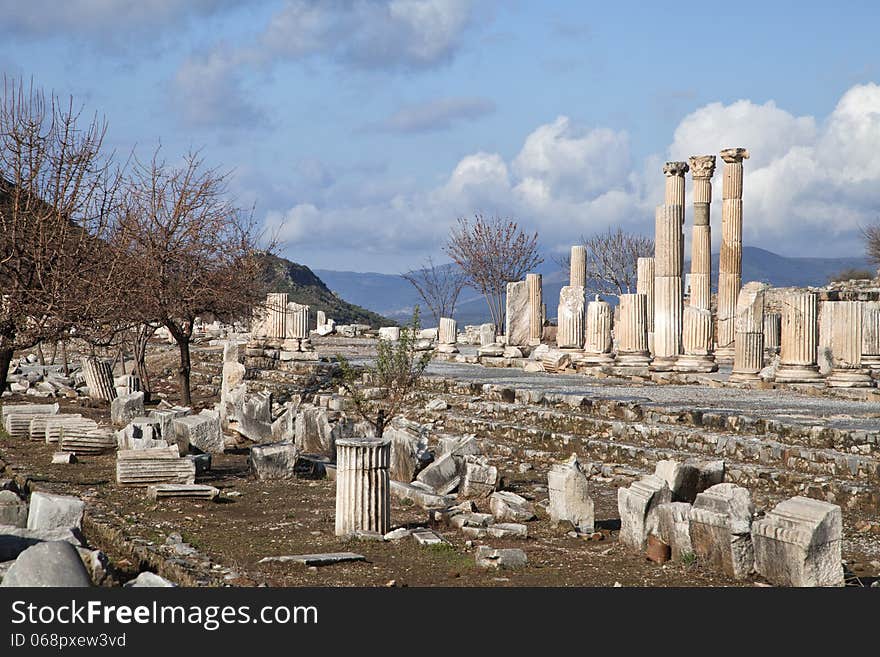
27,492,85,533
541,349,572,373
479,323,496,346
61,428,115,455
617,475,671,552
110,391,144,427
147,484,219,501
506,280,530,346
690,483,755,579
0,490,28,527
653,502,693,561
229,390,273,442
416,453,461,495
0,541,91,588
489,491,536,522
173,411,224,454
115,447,196,486
752,496,844,587
383,425,429,482
548,454,594,534
378,326,401,341
0,402,59,425
556,285,585,349
475,546,528,569
653,459,725,503
459,457,498,499
248,442,300,480
335,437,391,537
295,405,352,458
44,416,97,444
80,357,116,402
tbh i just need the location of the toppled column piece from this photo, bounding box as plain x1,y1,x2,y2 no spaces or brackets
617,474,671,552
689,483,755,579
548,454,594,534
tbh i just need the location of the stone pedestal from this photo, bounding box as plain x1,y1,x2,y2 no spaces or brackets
675,306,717,372
570,245,587,289
775,291,823,384
716,148,749,362
581,298,614,365
335,436,391,537
614,293,651,367
729,282,767,383
527,273,543,346
826,301,873,388
752,496,844,587
556,286,585,349
861,301,880,369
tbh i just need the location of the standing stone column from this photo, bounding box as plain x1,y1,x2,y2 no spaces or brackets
763,311,781,355
826,301,873,388
637,257,655,351
582,297,614,366
438,317,459,354
729,282,766,383
687,155,716,311
653,161,687,370
527,273,543,346
614,293,651,368
716,148,749,361
775,291,823,384
335,436,391,537
285,303,310,339
861,301,880,370
556,286,586,350
570,245,587,289
265,292,289,339
675,306,717,372
505,281,529,346
81,357,117,402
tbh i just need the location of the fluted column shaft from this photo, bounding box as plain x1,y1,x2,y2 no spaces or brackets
557,286,585,349
265,292,289,339
570,245,587,289
285,303,310,339
637,257,655,333
583,299,613,363
439,317,457,344
729,282,765,383
775,292,821,383
861,301,880,368
688,155,716,311
616,293,649,359
527,273,543,345
335,437,391,536
717,148,749,358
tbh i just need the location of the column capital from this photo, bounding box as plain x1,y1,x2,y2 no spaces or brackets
688,155,716,179
720,147,750,163
663,161,689,177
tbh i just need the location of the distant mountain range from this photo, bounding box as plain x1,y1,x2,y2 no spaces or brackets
316,246,875,326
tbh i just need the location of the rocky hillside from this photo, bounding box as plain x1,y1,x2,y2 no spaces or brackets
259,254,393,327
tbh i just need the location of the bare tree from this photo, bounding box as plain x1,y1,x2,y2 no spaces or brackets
862,221,880,274
115,148,268,406
400,257,467,325
443,214,542,331
0,77,124,390
336,308,432,437
555,227,654,297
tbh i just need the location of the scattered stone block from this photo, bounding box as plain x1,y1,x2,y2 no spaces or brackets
752,496,844,587
257,553,365,566
459,458,498,499
690,483,755,580
652,502,693,561
416,453,461,495
617,475,672,552
548,454,595,534
110,391,144,426
0,526,82,561
0,402,59,424
248,442,300,480
0,541,91,587
51,452,76,464
61,428,115,454
654,459,725,503
147,484,220,501
384,425,429,482
475,546,528,569
383,528,412,541
425,398,448,411
0,491,27,528
116,447,196,486
412,529,446,546
489,491,537,522
450,512,494,529
173,411,224,454
488,523,528,539
124,571,177,587
378,327,400,341
390,480,456,509
27,492,84,533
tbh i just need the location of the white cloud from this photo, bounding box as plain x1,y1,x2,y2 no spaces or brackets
263,83,880,271
376,97,496,133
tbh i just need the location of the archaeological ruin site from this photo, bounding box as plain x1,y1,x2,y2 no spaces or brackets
2,147,879,590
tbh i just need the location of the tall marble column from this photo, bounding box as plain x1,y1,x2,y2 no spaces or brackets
557,286,586,349
335,436,391,536
775,291,822,384
716,148,749,361
615,293,651,368
527,273,543,346
826,301,873,388
582,297,614,366
652,161,687,370
763,311,781,355
687,155,716,311
729,282,766,383
570,245,587,289
637,256,655,351
861,301,880,369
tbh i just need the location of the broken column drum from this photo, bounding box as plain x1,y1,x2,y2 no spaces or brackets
636,256,655,342
653,161,687,370
675,306,717,372
439,317,458,344
265,292,289,339
775,291,822,383
285,303,310,339
826,300,873,388
615,293,651,366
570,245,587,289
582,297,614,365
716,148,749,361
861,301,880,369
335,436,391,537
80,357,117,402
527,273,543,346
729,282,767,383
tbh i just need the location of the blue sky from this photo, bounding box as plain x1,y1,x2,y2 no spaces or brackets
2,0,880,273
